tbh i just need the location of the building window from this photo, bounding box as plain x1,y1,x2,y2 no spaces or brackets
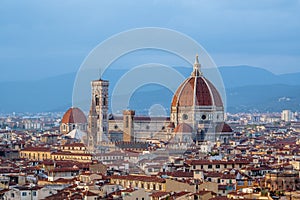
208,164,212,169
95,95,99,106
32,191,37,196
216,165,220,169
22,192,27,196
182,114,188,120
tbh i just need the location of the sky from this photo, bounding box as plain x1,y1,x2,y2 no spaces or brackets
1,0,300,81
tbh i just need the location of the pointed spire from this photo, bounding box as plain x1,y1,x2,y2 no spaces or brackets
191,54,202,77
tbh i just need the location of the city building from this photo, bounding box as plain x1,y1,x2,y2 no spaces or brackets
281,109,293,122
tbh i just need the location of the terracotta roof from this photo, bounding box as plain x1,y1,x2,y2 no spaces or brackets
63,142,85,147
49,167,80,173
197,191,214,195
171,76,223,107
171,191,191,198
210,197,230,200
150,191,170,197
206,172,222,178
84,191,98,196
188,159,250,165
21,146,51,152
174,123,193,133
51,151,92,156
215,123,233,133
61,107,87,124
159,171,193,178
110,175,165,183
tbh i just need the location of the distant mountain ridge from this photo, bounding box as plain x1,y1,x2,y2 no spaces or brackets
0,66,299,113
219,66,300,88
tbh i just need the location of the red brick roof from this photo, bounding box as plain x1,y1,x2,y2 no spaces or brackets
210,197,230,200
150,191,170,197
51,151,92,157
174,123,193,133
215,123,233,133
188,159,250,165
110,175,165,183
49,167,80,173
159,171,193,178
21,146,51,152
63,142,85,147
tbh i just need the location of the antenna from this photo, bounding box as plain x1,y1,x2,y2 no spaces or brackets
99,68,102,80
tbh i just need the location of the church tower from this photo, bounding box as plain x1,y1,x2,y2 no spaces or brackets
123,110,135,142
88,78,109,147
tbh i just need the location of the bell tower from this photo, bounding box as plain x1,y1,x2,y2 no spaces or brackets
88,78,109,147
123,110,135,142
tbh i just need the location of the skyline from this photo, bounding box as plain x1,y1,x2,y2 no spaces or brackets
1,2,300,199
1,0,300,82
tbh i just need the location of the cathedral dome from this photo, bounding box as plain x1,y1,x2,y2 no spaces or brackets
171,56,223,108
61,107,87,124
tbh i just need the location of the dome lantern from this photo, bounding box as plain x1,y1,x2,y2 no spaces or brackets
191,54,202,77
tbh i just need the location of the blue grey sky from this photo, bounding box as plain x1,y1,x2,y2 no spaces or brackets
1,0,300,81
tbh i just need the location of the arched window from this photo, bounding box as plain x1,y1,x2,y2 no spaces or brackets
95,95,99,106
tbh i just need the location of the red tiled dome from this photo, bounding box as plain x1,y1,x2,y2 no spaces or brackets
171,76,223,107
171,55,223,108
61,107,87,124
174,123,193,133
